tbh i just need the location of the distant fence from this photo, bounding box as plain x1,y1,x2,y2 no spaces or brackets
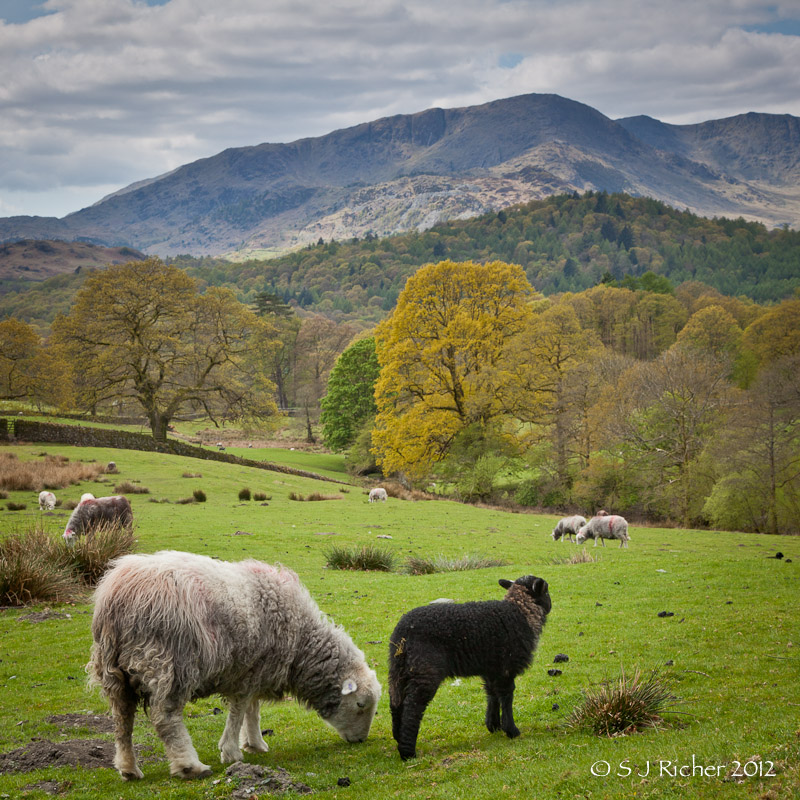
0,418,342,484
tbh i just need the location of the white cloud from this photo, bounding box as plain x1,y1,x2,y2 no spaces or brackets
0,0,799,217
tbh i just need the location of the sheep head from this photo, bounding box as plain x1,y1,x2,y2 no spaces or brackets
499,575,552,615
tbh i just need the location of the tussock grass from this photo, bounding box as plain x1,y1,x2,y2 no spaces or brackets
113,480,149,494
0,454,105,492
57,523,137,586
0,528,79,605
550,547,599,565
290,491,343,502
565,667,683,736
6,502,27,511
0,522,137,605
182,471,202,478
192,489,207,502
238,487,252,501
325,544,396,571
253,492,270,501
403,553,509,575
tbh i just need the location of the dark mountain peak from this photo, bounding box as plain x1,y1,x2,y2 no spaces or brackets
1,92,798,256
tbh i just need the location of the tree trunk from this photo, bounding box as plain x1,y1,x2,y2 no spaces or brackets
148,409,170,442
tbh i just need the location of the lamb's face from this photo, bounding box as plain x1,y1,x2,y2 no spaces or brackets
323,665,382,743
551,528,561,541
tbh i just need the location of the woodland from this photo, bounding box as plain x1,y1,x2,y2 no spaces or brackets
0,191,798,535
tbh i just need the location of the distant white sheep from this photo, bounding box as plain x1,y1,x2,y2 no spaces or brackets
80,492,95,503
551,515,586,543
576,515,630,548
89,551,381,780
369,487,388,503
38,490,56,511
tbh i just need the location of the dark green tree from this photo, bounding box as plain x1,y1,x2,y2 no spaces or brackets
320,337,380,451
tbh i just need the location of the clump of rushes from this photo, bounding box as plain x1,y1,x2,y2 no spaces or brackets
403,553,509,575
565,667,684,736
253,492,269,501
290,492,342,501
325,544,396,572
56,523,137,587
6,502,27,511
238,488,252,501
192,489,207,503
0,528,79,605
550,547,599,565
114,481,149,494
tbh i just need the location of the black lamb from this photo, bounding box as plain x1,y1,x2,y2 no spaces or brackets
388,574,551,760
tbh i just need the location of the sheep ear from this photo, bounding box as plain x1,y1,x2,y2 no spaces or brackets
532,578,548,595
498,579,513,590
341,678,358,695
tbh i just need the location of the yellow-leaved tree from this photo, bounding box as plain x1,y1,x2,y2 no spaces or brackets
372,260,537,479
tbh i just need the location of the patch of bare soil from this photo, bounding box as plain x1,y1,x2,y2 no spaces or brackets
224,762,313,797
19,611,71,623
0,739,114,774
21,779,72,796
46,713,114,734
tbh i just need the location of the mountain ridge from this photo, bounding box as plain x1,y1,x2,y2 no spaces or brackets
1,93,798,256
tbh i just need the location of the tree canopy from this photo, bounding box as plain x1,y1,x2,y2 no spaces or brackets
51,258,279,440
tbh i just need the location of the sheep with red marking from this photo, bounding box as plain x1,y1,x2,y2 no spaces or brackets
369,487,388,503
62,495,132,543
88,550,381,781
576,515,630,548
38,490,56,511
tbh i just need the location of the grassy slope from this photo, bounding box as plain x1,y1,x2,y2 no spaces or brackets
0,444,798,800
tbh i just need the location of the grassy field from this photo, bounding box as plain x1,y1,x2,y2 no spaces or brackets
0,443,798,799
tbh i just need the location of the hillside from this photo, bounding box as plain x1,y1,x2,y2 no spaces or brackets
0,93,798,257
0,240,146,282
3,192,798,332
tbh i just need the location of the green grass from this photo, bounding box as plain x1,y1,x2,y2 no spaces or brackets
0,443,798,799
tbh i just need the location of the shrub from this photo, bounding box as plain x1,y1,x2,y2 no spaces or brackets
114,481,150,494
192,489,207,503
56,523,137,586
454,455,505,503
0,528,80,605
514,480,542,507
6,502,27,511
565,668,683,736
403,553,509,575
325,545,396,572
238,488,252,501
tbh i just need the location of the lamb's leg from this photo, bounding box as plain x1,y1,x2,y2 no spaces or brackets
218,697,247,764
395,680,440,760
150,701,212,779
496,678,520,738
109,689,143,780
483,681,501,733
240,696,269,754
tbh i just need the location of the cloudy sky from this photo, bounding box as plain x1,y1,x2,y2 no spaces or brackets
2,0,799,219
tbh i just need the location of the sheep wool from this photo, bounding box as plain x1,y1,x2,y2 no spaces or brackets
88,551,381,780
388,575,551,760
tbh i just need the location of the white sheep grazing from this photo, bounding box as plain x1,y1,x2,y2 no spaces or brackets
38,490,56,510
369,487,388,503
88,550,381,781
551,515,587,542
576,515,630,548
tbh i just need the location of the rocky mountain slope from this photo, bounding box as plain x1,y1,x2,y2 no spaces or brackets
0,93,798,257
